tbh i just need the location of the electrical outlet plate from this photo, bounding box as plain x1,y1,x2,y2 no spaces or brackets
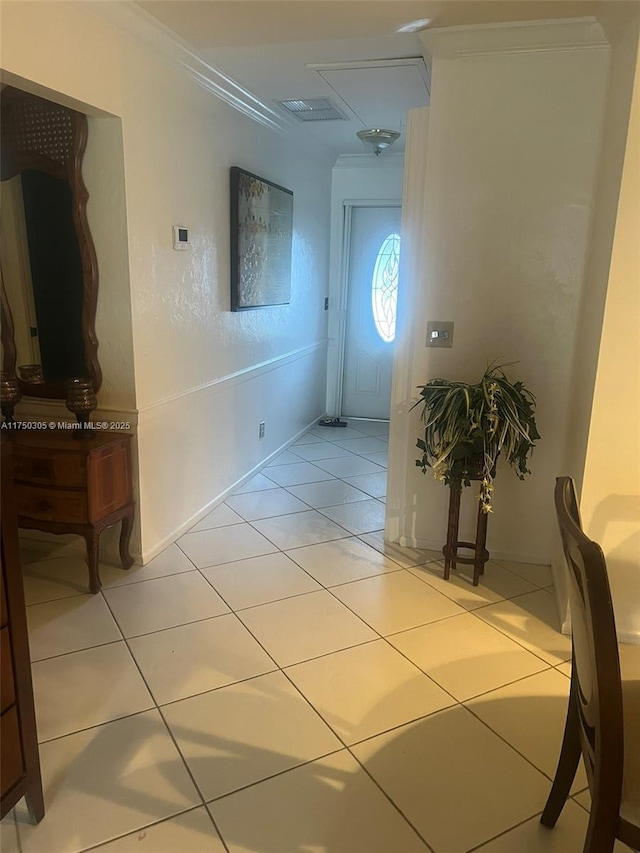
259,422,265,438
426,321,454,348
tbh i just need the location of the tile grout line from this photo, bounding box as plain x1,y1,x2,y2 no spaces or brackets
290,434,554,599
145,563,372,834
30,529,558,721
296,559,573,754
22,424,575,852
25,528,557,691
96,591,233,853
203,746,344,806
30,636,124,665
87,474,438,852
97,602,210,792
462,698,561,785
345,744,438,853
465,602,571,668
30,568,565,831
197,564,404,612
464,808,551,852
135,567,369,832
102,607,233,643
156,705,232,853
75,805,219,853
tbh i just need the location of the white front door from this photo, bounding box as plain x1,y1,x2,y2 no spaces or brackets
341,205,401,419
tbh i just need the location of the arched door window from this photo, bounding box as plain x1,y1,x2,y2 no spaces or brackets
371,233,400,343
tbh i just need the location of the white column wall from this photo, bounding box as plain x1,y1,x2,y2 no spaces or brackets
579,29,640,642
388,20,611,566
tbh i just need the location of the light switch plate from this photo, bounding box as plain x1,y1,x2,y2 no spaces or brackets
426,321,454,348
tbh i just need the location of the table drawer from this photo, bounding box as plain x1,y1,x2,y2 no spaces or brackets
16,485,88,523
0,628,15,714
13,448,86,489
0,706,24,797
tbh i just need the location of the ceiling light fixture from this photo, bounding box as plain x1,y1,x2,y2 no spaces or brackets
357,129,401,156
396,18,433,34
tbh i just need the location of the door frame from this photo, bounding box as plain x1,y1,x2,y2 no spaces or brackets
327,199,403,418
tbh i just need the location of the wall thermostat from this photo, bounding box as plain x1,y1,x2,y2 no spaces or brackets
173,225,189,250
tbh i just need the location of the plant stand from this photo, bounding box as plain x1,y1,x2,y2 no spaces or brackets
443,483,489,586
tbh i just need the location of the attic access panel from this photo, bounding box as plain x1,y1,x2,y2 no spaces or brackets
311,58,430,130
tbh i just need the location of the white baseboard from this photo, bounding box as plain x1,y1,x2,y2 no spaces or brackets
397,534,550,568
551,558,640,644
139,414,325,564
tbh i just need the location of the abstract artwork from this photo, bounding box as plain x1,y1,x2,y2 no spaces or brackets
230,167,293,310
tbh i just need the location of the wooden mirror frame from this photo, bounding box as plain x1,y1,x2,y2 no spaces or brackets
0,87,102,399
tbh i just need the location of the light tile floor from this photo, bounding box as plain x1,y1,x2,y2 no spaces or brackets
2,420,635,853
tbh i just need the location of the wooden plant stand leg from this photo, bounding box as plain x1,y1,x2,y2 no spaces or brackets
441,482,490,585
473,496,489,586
443,485,462,580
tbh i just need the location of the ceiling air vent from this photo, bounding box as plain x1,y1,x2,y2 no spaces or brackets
276,97,347,122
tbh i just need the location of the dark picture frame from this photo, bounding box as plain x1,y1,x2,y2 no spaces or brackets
230,167,294,311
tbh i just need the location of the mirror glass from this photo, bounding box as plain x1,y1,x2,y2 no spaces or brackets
2,172,88,381
0,86,100,399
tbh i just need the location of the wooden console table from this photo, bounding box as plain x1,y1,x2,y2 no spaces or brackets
10,430,134,593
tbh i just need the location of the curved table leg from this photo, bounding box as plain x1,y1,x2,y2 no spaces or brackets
119,508,134,570
25,773,45,823
85,529,101,594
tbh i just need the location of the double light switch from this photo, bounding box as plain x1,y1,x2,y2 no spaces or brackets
426,321,454,348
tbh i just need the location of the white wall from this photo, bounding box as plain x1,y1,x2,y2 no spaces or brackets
387,108,430,544
2,1,334,560
564,9,640,491
84,116,136,413
326,153,405,415
579,26,640,642
389,20,611,565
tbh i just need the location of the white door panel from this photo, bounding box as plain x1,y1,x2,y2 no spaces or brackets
341,206,401,419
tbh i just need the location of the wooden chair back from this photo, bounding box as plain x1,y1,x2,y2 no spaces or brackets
554,477,625,809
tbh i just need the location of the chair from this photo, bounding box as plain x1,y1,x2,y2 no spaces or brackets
540,477,640,852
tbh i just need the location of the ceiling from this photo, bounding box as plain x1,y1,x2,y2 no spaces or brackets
135,0,606,157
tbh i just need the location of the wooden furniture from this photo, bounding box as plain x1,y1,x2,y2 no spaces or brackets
11,430,134,593
442,481,490,586
1,443,44,823
541,477,640,852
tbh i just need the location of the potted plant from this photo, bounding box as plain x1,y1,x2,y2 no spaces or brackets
412,363,540,513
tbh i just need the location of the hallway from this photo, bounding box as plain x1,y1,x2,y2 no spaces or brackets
2,421,632,853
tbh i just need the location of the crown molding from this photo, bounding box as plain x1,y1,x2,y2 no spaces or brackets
421,17,609,60
88,1,287,132
334,152,405,170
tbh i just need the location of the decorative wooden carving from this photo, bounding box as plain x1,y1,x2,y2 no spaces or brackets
0,87,102,399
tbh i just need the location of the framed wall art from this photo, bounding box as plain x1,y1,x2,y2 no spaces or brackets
230,167,294,311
